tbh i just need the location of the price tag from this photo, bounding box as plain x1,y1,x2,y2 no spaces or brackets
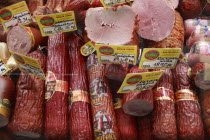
0,1,32,32
80,41,95,56
139,48,181,69
118,71,163,93
36,11,77,36
0,59,10,76
100,0,133,7
95,44,137,65
10,52,45,80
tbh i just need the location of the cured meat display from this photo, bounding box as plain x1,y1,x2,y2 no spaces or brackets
68,33,93,140
7,26,43,55
109,80,138,140
8,50,46,138
152,69,177,140
87,54,119,140
44,33,69,140
2,0,210,139
123,67,153,116
0,76,15,128
173,62,204,140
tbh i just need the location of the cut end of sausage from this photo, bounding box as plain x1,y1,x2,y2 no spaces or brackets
15,131,41,138
123,99,153,116
0,115,8,128
7,26,33,55
85,6,136,45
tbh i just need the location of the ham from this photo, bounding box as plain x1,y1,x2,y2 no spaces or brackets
186,25,210,48
164,0,179,9
132,0,175,41
85,6,136,45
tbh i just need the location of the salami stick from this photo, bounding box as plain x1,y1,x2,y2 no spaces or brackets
138,116,153,140
152,69,177,140
87,54,119,140
68,33,93,140
8,50,46,138
45,33,69,140
173,62,204,140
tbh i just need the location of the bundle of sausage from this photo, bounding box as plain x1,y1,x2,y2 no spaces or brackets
68,33,93,140
173,62,204,140
87,54,119,140
123,66,153,117
8,50,46,138
152,69,177,140
44,33,69,140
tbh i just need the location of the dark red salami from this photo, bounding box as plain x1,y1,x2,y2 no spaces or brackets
138,116,153,140
173,62,204,140
8,50,46,138
87,54,120,140
44,33,69,140
68,33,93,140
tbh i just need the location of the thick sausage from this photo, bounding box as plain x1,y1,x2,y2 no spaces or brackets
0,76,15,128
105,64,128,81
7,50,46,138
7,26,43,55
109,79,138,140
122,66,153,116
152,69,177,140
44,33,69,140
173,62,204,140
87,54,119,140
68,33,93,140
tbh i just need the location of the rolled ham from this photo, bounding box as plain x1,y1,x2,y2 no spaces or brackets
85,6,137,45
186,25,210,48
146,11,184,50
132,0,175,41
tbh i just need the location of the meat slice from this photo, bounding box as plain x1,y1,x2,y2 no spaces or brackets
85,6,136,45
132,0,175,41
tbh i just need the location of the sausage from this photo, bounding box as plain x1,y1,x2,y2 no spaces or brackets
0,76,15,128
146,11,184,50
152,69,177,140
178,0,202,19
7,50,46,138
27,0,44,15
109,79,138,140
203,2,210,16
173,62,205,140
68,33,93,140
138,116,153,140
0,23,7,42
7,26,43,55
44,33,69,140
87,54,120,140
191,62,210,90
122,66,153,116
105,64,129,81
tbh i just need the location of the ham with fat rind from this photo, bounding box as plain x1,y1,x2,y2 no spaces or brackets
85,6,136,45
132,0,175,42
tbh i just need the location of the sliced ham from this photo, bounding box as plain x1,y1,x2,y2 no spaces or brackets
164,0,179,9
132,0,175,42
85,6,136,45
186,25,210,48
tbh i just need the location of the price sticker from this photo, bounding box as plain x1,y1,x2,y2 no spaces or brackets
95,44,137,65
139,48,181,69
36,11,77,36
10,52,45,80
0,59,10,76
0,1,32,32
80,41,95,56
100,0,133,7
118,71,163,93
